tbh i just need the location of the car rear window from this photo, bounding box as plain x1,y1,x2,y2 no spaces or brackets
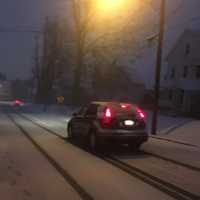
106,103,136,116
85,104,98,116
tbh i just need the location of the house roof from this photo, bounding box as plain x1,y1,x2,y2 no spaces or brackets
166,29,200,61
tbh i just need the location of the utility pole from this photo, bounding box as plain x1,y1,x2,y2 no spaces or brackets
33,34,41,100
71,0,92,105
151,0,166,135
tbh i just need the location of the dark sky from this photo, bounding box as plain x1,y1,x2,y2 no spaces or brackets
0,0,68,80
0,0,200,87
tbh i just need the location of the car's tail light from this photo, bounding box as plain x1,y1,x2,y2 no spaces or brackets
105,108,112,117
15,100,21,104
120,103,130,109
136,107,145,119
102,107,112,124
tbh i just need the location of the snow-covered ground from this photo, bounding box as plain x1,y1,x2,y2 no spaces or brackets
153,120,200,147
13,103,200,170
17,103,200,147
2,104,182,200
145,111,192,135
1,101,200,191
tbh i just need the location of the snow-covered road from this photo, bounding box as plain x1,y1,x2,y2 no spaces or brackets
18,104,200,167
1,105,180,200
0,108,81,200
1,102,200,200
18,103,200,146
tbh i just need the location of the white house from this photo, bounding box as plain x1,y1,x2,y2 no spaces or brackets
163,30,200,115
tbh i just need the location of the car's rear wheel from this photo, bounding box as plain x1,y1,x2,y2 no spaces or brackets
89,131,100,152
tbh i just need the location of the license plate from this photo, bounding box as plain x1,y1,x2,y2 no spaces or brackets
124,120,135,126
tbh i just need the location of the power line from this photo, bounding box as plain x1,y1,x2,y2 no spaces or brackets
0,28,42,34
146,14,200,43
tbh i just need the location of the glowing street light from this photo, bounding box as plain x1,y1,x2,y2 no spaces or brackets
97,0,125,11
95,0,134,16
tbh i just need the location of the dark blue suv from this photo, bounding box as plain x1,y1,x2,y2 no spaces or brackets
67,102,148,151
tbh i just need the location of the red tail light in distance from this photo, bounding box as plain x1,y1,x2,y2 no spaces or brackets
136,107,145,119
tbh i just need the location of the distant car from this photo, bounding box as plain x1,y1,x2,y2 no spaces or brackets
12,99,24,107
67,102,148,151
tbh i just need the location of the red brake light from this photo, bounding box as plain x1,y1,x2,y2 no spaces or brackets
15,100,21,104
102,107,112,124
136,107,145,119
105,108,112,118
120,103,130,109
139,112,145,119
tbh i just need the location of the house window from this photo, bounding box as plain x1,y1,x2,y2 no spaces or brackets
183,66,188,78
185,44,191,56
196,66,200,79
170,68,175,79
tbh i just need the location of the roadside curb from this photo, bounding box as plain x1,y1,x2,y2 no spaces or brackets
161,120,194,135
150,136,199,148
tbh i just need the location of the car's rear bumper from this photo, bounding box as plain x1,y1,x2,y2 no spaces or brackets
97,128,148,144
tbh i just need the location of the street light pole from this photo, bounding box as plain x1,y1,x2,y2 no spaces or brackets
151,0,166,135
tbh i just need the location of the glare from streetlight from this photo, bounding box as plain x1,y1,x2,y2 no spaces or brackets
97,0,124,11
95,0,135,17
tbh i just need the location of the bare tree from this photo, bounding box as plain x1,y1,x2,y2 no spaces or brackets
69,0,159,102
33,1,159,104
33,18,69,104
